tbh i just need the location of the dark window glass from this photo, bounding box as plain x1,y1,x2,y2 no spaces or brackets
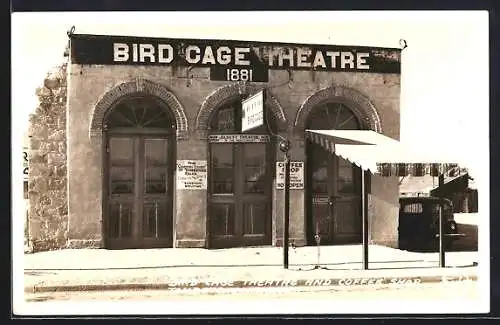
110,166,134,194
210,203,235,236
211,144,234,194
306,103,360,130
145,139,168,194
310,144,329,194
338,157,355,194
243,144,267,193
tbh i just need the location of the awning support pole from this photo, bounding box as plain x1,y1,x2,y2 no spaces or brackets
362,170,369,270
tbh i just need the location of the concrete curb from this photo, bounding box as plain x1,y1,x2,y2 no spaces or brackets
25,274,478,294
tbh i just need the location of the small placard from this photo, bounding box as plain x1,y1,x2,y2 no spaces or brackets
276,161,304,190
208,134,270,143
241,90,264,132
176,160,207,190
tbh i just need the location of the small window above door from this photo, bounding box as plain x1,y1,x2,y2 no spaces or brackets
105,96,175,130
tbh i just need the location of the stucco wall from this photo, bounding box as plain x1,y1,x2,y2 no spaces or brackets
369,174,400,247
66,63,400,248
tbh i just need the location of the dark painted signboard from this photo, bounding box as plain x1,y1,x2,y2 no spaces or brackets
70,34,401,81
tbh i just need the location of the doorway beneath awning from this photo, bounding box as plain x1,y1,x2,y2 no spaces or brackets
305,129,469,269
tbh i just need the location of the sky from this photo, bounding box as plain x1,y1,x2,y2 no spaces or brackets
11,11,489,314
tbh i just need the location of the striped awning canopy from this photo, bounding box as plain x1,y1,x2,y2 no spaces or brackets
305,130,465,177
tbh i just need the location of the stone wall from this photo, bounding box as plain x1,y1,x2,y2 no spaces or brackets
27,63,68,252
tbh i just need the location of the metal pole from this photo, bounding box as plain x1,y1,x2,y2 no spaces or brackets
362,170,369,270
439,202,446,267
283,151,291,269
438,174,445,267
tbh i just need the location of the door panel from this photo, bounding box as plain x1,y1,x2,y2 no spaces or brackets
106,136,172,249
308,142,362,245
209,142,271,247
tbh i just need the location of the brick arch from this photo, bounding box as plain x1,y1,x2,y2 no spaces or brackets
195,81,288,139
294,85,382,133
89,78,189,139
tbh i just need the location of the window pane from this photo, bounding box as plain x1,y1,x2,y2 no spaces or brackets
109,138,134,165
108,201,133,238
243,144,267,193
142,200,170,238
243,203,266,235
338,157,355,194
210,204,235,236
211,144,234,194
210,105,236,132
310,145,329,194
145,139,168,165
402,203,423,213
110,166,134,194
145,167,166,194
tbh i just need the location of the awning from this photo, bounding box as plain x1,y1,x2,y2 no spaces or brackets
305,130,465,176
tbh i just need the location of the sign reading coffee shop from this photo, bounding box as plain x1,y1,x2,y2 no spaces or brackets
276,161,304,190
69,34,402,82
176,160,207,190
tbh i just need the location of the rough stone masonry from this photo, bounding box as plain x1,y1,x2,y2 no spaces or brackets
27,63,68,252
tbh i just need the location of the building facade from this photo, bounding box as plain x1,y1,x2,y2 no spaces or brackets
29,33,402,250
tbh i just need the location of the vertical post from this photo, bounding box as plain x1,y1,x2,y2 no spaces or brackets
283,151,291,269
438,174,446,267
439,202,445,267
362,170,369,270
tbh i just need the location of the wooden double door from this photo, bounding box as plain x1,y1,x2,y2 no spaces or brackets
104,135,174,249
307,142,363,245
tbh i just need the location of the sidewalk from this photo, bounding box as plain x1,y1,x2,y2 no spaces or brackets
23,244,479,293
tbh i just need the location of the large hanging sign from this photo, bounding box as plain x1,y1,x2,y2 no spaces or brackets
208,134,270,143
176,160,207,190
276,161,304,190
69,34,402,80
241,90,264,132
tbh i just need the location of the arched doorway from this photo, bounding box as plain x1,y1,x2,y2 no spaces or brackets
103,95,175,249
306,102,364,245
207,98,275,248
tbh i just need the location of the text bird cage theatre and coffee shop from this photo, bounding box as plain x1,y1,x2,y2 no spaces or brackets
26,31,466,257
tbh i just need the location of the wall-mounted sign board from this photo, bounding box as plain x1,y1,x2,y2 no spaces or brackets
69,34,402,74
276,161,304,190
176,160,207,190
208,134,270,143
241,90,264,132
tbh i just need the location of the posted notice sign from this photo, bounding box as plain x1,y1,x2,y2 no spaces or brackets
276,161,304,190
177,160,207,190
242,90,264,132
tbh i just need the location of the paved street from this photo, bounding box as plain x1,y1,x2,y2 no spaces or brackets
25,280,479,302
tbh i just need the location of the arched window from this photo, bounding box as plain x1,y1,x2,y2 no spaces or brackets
104,95,175,249
208,98,275,248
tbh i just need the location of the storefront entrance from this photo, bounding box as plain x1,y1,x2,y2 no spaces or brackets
306,103,363,245
103,96,175,249
208,99,274,248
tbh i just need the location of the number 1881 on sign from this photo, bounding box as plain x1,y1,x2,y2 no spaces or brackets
210,66,269,82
